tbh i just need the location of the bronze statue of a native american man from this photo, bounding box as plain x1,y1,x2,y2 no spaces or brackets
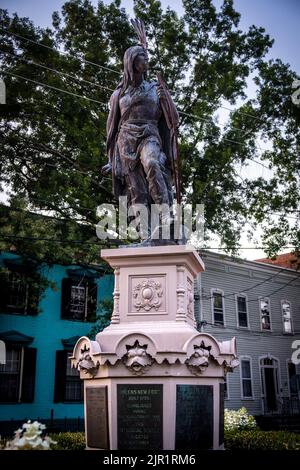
102,19,181,243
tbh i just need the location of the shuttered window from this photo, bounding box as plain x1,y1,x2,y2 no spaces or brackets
61,278,97,322
0,346,36,403
54,350,83,403
0,269,40,315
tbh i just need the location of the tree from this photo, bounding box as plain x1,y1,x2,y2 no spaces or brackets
0,0,299,265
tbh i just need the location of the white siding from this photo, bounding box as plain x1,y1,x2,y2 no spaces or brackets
195,251,300,415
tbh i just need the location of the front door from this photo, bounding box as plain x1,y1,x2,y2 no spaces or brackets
260,357,280,414
264,367,277,411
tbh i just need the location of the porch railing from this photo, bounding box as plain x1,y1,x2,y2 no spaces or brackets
262,396,300,415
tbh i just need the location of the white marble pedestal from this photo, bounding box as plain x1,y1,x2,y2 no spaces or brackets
71,245,238,450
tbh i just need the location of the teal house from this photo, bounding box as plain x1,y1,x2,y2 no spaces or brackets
0,252,114,435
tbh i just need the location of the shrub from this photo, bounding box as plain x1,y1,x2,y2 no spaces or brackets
225,429,300,450
50,432,86,451
4,420,57,450
224,407,257,432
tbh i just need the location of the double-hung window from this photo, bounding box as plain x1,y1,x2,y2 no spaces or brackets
260,297,271,331
282,300,293,334
236,294,248,328
0,346,37,403
61,277,97,322
212,290,225,326
240,357,253,399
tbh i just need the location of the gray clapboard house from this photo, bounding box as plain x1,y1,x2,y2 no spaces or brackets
195,251,300,418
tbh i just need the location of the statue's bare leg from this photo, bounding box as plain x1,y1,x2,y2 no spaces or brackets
140,141,170,206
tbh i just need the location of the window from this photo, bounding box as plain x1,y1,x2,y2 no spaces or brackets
236,295,248,328
61,277,97,321
259,298,271,330
54,351,83,402
0,269,40,315
0,346,37,403
212,290,224,326
282,300,293,334
240,358,253,398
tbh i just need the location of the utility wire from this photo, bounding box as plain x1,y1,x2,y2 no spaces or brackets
0,28,273,124
0,232,296,251
0,70,275,159
0,50,259,139
0,28,122,76
0,234,124,245
0,48,115,92
1,70,108,106
202,321,300,337
201,266,293,302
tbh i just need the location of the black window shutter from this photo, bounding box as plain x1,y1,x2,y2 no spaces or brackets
86,281,97,322
54,350,67,403
61,278,73,319
21,347,37,403
0,270,10,312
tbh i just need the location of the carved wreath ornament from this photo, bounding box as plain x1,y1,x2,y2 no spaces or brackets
122,340,154,375
133,279,163,311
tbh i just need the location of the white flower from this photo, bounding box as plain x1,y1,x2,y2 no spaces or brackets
5,420,56,451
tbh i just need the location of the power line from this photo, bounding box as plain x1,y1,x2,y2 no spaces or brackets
0,233,124,246
0,43,276,156
28,196,100,214
1,70,108,106
201,266,292,302
2,69,274,161
1,28,122,76
202,321,300,337
0,230,296,251
0,48,115,92
0,203,101,227
215,103,264,123
0,56,290,173
0,28,275,126
201,246,296,250
178,110,246,135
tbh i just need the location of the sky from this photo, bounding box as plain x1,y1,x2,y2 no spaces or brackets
1,0,299,71
0,0,299,260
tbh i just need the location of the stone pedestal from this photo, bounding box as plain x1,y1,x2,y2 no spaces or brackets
71,245,238,450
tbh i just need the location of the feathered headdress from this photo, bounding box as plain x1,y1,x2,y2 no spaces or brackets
130,18,148,53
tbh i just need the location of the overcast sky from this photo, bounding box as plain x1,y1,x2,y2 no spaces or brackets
1,0,299,259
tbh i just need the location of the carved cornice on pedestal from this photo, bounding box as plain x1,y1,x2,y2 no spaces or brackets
71,337,101,377
185,341,212,375
122,339,154,375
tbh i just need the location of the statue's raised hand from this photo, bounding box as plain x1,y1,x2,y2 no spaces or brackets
157,84,166,100
101,162,112,175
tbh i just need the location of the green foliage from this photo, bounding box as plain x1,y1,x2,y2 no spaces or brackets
0,0,299,262
225,429,300,451
88,298,113,337
49,432,85,451
0,264,55,314
224,407,257,432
